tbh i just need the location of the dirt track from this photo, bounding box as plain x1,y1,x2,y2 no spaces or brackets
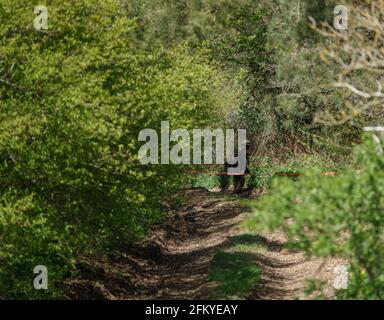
64,188,343,300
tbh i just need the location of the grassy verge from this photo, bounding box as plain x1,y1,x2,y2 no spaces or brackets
208,233,263,299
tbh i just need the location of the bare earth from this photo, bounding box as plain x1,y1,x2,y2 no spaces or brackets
64,188,343,300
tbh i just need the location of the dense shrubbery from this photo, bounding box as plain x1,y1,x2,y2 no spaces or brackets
0,0,226,298
123,0,256,48
248,137,384,299
250,0,384,299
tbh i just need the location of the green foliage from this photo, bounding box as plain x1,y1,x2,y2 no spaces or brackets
123,0,256,48
0,0,222,298
249,152,344,189
191,174,221,190
263,0,357,156
211,0,359,166
1,0,380,300
296,0,334,42
247,136,384,299
209,3,271,89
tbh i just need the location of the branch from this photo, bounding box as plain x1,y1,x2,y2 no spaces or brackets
333,82,384,99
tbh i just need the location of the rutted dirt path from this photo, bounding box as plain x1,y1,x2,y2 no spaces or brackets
64,188,245,299
248,230,344,300
64,188,343,300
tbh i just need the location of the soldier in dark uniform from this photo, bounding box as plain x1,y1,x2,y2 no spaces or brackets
220,140,252,193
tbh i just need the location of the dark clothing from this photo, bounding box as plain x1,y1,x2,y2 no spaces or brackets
220,152,251,193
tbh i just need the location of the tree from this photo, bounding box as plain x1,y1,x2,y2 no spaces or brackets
0,0,223,298
312,0,384,127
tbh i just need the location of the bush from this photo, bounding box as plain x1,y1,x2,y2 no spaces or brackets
247,136,384,299
0,0,222,298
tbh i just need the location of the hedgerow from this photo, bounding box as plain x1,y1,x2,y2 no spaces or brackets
0,0,223,298
248,137,384,299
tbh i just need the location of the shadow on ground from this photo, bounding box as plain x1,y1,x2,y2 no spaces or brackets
63,189,343,300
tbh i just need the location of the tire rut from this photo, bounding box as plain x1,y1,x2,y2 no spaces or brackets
64,189,344,300
64,189,246,300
